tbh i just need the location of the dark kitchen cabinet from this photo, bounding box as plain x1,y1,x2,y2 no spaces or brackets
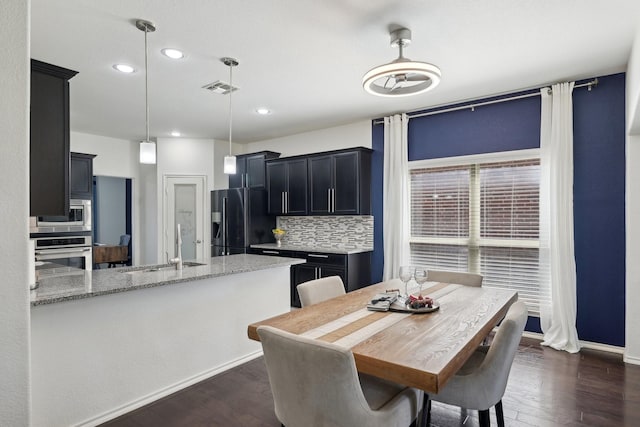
308,148,372,215
70,152,96,200
290,251,371,308
266,158,308,215
30,59,78,216
250,246,372,308
228,151,280,188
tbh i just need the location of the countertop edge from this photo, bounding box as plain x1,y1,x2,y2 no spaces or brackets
31,255,305,307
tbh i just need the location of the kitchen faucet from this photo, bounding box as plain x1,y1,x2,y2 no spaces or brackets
169,223,183,270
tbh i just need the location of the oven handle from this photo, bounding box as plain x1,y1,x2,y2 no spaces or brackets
35,247,92,256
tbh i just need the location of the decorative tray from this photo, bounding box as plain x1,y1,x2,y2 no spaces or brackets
390,301,440,313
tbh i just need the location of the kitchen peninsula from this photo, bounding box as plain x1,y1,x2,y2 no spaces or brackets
30,254,304,427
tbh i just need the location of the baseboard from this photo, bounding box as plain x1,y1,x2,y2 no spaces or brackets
75,350,264,427
623,354,640,365
522,331,626,356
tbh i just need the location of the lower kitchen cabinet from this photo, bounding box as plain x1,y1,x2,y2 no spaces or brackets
249,247,371,308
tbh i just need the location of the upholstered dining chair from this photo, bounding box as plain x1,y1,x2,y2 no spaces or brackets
297,275,346,307
423,301,528,427
427,269,483,287
257,325,421,427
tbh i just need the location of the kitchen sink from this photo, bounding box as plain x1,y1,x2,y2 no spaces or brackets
123,261,206,274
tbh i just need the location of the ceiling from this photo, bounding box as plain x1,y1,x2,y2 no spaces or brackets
30,0,640,144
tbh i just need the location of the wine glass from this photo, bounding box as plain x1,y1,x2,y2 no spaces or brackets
414,268,428,296
399,266,415,298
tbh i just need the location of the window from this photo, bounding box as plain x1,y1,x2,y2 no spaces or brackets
409,152,546,314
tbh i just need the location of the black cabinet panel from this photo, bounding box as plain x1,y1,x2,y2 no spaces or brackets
30,60,78,216
308,155,332,214
308,148,372,215
70,152,95,200
266,158,308,215
229,151,280,188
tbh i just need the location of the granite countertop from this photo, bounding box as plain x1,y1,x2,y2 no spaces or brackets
31,254,305,306
250,243,373,254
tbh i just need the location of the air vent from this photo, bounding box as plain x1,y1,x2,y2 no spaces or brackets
202,80,239,95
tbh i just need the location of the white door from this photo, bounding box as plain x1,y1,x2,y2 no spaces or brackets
164,175,207,261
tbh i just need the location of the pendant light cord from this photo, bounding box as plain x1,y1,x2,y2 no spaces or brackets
228,64,233,155
144,26,150,143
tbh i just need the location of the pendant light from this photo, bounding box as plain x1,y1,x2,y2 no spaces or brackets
136,19,157,164
222,57,238,174
363,27,441,97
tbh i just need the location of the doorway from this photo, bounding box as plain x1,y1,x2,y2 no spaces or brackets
164,175,207,261
92,176,133,267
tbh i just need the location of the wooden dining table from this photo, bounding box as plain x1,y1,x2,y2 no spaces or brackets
247,278,518,394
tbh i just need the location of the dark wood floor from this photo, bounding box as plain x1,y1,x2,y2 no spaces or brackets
101,337,640,426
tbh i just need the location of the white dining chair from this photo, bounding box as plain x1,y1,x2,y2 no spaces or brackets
427,269,483,287
423,301,528,427
297,275,346,307
257,325,422,427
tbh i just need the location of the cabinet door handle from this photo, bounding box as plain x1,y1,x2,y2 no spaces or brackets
281,192,285,213
331,188,335,213
263,250,280,255
285,191,289,213
308,254,329,258
327,189,331,212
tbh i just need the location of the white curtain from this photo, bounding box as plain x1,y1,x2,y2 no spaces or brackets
539,82,581,353
382,114,410,280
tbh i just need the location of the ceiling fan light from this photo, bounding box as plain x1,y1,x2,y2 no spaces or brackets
224,155,237,174
139,141,156,164
362,60,441,97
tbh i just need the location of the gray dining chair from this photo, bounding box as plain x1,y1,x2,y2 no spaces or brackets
257,325,421,427
297,275,346,307
427,269,483,287
424,300,528,427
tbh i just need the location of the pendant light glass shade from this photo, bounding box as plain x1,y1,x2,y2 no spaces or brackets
223,155,237,174
136,19,157,164
222,57,238,175
140,141,156,164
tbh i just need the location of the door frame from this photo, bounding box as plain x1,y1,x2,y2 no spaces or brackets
162,175,208,262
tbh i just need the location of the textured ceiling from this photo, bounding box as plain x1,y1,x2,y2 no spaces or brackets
30,0,640,143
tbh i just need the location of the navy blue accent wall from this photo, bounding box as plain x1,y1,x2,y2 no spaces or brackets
371,73,626,346
371,123,385,283
408,92,542,160
572,73,626,346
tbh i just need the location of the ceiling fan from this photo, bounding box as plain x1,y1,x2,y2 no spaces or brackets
363,27,441,97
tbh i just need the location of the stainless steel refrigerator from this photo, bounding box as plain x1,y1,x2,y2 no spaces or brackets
211,188,275,256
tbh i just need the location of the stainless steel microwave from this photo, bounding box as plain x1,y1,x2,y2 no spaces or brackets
31,199,92,234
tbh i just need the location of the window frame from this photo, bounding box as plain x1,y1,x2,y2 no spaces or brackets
408,148,542,314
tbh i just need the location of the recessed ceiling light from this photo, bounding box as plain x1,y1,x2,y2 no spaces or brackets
256,108,271,115
171,131,181,137
113,64,135,73
161,48,184,59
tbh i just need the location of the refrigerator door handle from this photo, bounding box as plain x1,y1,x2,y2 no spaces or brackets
222,196,228,255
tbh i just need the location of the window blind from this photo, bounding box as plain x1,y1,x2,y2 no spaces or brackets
409,158,546,314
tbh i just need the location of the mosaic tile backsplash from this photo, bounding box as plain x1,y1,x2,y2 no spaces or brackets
276,216,374,250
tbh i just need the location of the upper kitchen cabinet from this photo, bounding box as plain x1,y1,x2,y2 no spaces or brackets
228,151,280,188
266,157,308,215
30,59,78,216
308,147,372,215
70,152,96,200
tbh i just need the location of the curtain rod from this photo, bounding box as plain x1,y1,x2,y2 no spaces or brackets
373,78,599,125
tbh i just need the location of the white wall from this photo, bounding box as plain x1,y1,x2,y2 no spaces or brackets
0,0,31,425
625,27,640,364
245,121,372,157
